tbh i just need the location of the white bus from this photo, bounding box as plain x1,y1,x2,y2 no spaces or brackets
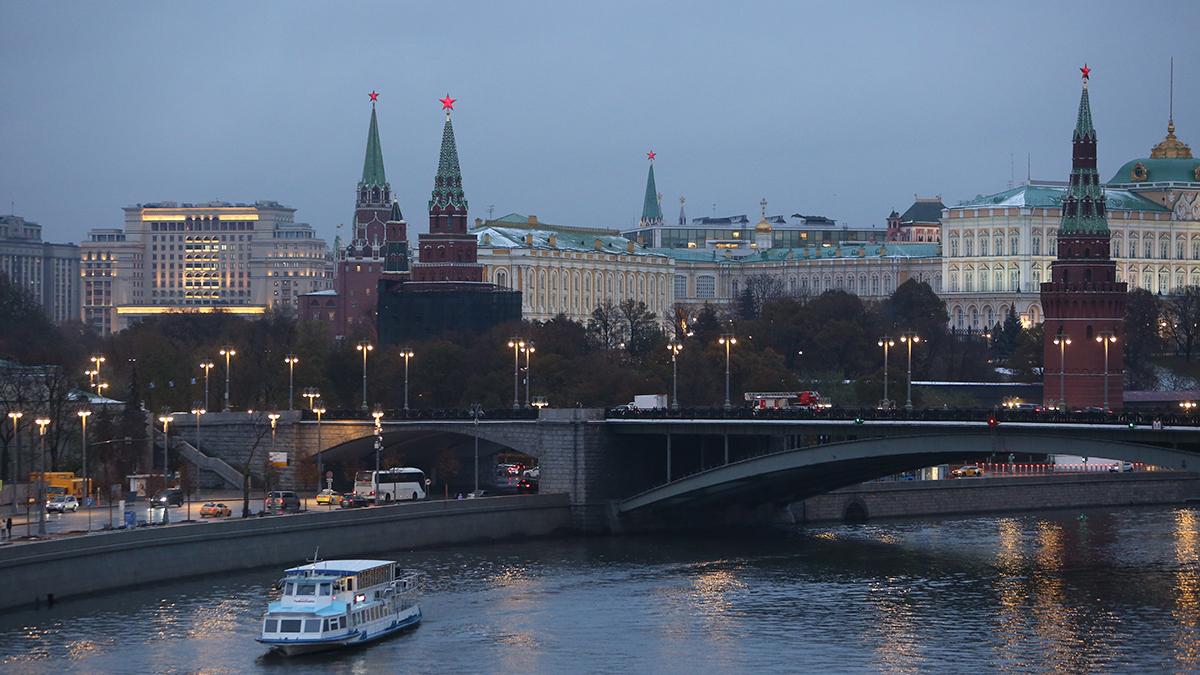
354,468,427,503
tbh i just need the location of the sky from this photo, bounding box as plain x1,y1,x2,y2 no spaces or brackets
2,0,1198,246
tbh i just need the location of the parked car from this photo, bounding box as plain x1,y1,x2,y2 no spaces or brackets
200,502,231,517
465,490,489,499
264,490,301,513
153,488,184,507
339,493,369,509
1109,461,1134,473
951,465,983,478
46,495,80,513
315,489,341,505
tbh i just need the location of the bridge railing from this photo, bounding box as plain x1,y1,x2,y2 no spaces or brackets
299,408,540,422
604,406,1199,427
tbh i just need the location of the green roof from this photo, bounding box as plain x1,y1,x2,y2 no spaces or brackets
900,200,945,224
954,184,1168,213
359,106,388,189
641,164,662,223
650,243,939,264
1109,157,1200,185
473,215,665,256
429,117,466,211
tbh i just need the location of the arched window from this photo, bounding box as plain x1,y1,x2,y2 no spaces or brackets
1113,240,1121,258
1010,236,1018,255
979,267,989,292
980,237,989,257
731,278,739,296
950,237,959,257
964,236,974,257
496,269,507,288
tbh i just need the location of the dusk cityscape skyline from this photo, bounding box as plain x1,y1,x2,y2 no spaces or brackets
3,1,1198,245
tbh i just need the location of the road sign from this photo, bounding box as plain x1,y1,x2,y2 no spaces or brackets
425,478,431,486
326,471,333,479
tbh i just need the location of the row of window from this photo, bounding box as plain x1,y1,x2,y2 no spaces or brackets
949,233,1200,260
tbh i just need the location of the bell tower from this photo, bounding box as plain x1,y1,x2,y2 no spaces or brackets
1040,65,1127,409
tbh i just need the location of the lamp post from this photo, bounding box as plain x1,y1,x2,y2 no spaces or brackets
158,413,173,524
199,359,214,412
507,337,524,410
719,334,737,411
470,403,483,494
190,401,206,450
219,346,236,411
899,332,919,412
267,411,280,501
522,342,535,408
284,353,299,411
314,404,326,499
878,336,895,408
303,387,320,412
1052,332,1071,410
7,411,21,496
35,417,50,536
371,405,384,474
78,410,91,531
1096,330,1117,410
357,341,373,412
667,341,683,410
399,347,414,411
90,354,105,394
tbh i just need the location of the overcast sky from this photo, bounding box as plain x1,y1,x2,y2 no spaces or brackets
2,0,1197,246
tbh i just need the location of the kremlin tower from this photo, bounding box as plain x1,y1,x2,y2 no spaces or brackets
1040,66,1127,409
639,152,663,229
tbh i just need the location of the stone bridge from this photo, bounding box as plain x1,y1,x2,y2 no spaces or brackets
173,407,1200,530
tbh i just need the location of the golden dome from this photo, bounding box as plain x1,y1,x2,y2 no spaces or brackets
755,216,772,233
1150,120,1193,159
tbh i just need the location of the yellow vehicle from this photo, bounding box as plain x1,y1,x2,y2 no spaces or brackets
316,489,341,505
30,472,90,498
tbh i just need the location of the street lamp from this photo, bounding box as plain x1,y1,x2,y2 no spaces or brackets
507,337,524,410
1052,332,1071,410
399,347,415,411
667,341,683,410
90,354,105,393
284,353,299,411
878,336,895,409
7,411,21,493
78,410,91,531
372,404,384,474
190,402,206,450
899,332,919,412
219,346,236,411
158,413,173,524
35,417,50,536
268,411,280,500
522,342,536,408
1096,331,1117,410
470,403,484,494
303,387,320,412
199,359,215,412
357,341,373,412
719,334,737,411
314,404,326,498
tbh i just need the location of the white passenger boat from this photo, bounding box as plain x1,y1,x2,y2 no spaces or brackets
257,559,421,656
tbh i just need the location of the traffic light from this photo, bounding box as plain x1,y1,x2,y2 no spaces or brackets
988,417,997,427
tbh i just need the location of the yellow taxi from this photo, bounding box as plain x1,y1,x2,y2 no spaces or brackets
316,489,341,505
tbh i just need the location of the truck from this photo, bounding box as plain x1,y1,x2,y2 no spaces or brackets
29,472,90,499
631,394,668,410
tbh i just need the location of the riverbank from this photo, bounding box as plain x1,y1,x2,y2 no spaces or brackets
0,493,572,611
793,471,1200,523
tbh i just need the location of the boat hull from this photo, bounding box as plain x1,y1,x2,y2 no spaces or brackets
258,608,422,657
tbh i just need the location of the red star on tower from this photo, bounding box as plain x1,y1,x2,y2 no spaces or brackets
1080,63,1091,80
647,151,656,162
369,90,379,102
440,94,456,110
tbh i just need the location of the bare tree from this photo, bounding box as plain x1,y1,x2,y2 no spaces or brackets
587,301,627,353
1164,285,1200,362
236,412,273,518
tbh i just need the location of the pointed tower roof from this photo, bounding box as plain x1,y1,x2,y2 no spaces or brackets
640,155,663,227
678,197,687,226
1058,66,1109,236
360,104,388,190
389,197,404,222
429,115,467,211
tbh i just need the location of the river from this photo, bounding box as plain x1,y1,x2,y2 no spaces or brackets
2,505,1198,674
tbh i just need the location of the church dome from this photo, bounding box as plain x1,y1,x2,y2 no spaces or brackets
755,216,772,233
1109,121,1199,185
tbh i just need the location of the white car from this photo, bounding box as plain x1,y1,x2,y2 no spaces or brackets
47,495,80,513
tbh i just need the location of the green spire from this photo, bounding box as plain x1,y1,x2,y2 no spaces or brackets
429,116,467,211
1058,79,1109,236
359,105,388,189
640,163,662,226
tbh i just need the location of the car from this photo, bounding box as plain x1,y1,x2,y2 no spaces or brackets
153,488,184,507
951,465,983,478
465,490,488,499
264,490,301,513
1109,461,1134,473
46,495,79,513
200,502,231,517
517,478,538,494
339,493,369,509
315,489,341,505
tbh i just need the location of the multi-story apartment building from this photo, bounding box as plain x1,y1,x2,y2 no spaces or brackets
81,201,331,334
0,215,80,324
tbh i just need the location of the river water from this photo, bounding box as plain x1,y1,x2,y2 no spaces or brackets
2,505,1198,674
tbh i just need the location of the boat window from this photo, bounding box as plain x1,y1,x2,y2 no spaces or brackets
340,617,347,629
284,581,295,595
280,620,302,633
320,583,331,596
296,582,317,596
304,620,321,633
264,619,278,633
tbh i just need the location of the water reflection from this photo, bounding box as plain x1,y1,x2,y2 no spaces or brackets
1174,508,1200,671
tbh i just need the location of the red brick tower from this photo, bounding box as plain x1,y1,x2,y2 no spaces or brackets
412,95,483,283
1040,65,1127,409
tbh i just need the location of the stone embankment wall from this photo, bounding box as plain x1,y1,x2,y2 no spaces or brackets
793,472,1200,523
0,494,571,610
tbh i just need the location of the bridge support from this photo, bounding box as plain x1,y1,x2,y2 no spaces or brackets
666,432,672,483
